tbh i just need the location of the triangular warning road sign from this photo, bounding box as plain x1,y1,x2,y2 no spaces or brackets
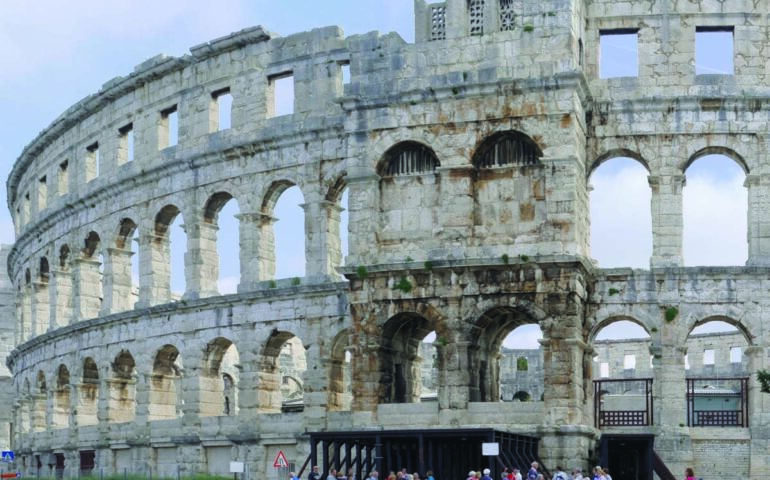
273,450,289,468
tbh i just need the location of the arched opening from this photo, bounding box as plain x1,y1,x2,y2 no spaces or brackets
472,131,545,248
149,345,183,420
472,307,540,403
264,184,305,280
589,156,651,267
153,205,186,303
256,331,306,412
378,141,440,177
35,257,51,336
591,319,652,425
328,330,353,412
499,324,543,402
418,331,440,402
52,364,70,428
378,313,435,404
78,231,103,319
683,153,747,266
109,350,136,423
685,319,749,427
32,371,46,432
325,178,349,274
112,218,138,313
203,192,241,295
77,357,99,426
200,337,240,417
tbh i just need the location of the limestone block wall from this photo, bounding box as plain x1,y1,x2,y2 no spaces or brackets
6,0,770,479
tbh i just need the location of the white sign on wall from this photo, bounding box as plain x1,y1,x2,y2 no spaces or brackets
481,443,499,456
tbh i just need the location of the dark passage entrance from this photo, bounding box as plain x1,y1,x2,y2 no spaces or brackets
599,434,653,480
305,429,544,480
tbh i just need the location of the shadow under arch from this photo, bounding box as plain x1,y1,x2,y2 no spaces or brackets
109,349,136,423
256,329,305,413
201,336,240,416
378,311,438,404
588,148,650,178
471,129,543,168
328,328,353,412
377,140,440,177
470,305,541,402
684,146,750,175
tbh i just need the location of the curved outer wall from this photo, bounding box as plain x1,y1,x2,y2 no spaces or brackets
6,1,770,479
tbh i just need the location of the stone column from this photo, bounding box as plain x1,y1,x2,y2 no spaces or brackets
102,247,134,314
302,200,343,282
236,213,262,291
137,233,169,307
303,341,330,431
49,269,72,329
133,374,151,427
19,285,32,342
184,222,219,299
258,214,277,281
179,367,202,425
72,257,103,321
97,378,110,435
745,174,770,266
344,173,379,266
650,338,692,475
32,281,50,337
649,174,685,267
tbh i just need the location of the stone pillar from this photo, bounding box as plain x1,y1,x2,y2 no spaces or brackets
345,173,379,266
745,174,770,266
303,341,330,431
102,247,134,314
180,367,202,425
650,338,692,475
302,200,343,282
258,214,277,281
184,222,219,299
236,213,262,291
49,269,72,329
72,257,103,321
236,357,260,414
97,378,110,434
32,282,49,337
133,374,151,427
137,233,169,307
745,345,768,478
649,174,685,267
19,285,32,342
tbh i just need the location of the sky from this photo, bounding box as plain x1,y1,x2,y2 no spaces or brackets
0,1,742,348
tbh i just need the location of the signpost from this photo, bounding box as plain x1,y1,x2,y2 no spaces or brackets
0,453,13,464
273,451,289,468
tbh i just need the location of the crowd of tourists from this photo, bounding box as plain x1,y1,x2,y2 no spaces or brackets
303,461,691,480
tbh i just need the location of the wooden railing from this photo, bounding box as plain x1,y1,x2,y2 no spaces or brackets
593,378,653,428
686,377,749,427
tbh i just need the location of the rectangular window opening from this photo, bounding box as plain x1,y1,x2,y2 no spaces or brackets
212,88,232,131
86,142,99,182
160,105,178,149
599,362,609,378
623,354,636,370
685,354,690,370
730,346,742,363
696,26,734,75
58,160,69,196
703,349,715,365
269,72,294,117
599,29,639,78
118,123,134,164
341,62,351,85
38,176,47,211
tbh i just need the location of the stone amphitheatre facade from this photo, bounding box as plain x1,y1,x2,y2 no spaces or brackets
5,1,770,479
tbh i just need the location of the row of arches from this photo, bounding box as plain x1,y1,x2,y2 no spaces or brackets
590,151,747,267
14,304,757,435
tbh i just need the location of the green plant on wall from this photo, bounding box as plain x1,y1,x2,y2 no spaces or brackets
757,369,770,393
356,265,369,279
608,287,620,296
394,277,413,293
664,306,678,322
501,253,510,265
424,260,433,272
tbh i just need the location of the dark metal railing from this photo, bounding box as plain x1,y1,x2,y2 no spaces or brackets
593,378,654,428
686,377,749,427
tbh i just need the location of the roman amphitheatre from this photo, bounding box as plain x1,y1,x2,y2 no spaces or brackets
2,1,769,480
